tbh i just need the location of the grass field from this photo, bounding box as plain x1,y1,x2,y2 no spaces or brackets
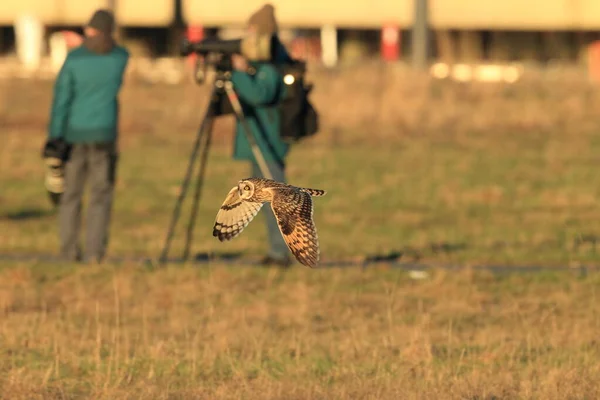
1,264,599,399
2,68,600,398
3,101,600,266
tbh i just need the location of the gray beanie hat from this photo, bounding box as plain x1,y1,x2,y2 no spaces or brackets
87,9,115,35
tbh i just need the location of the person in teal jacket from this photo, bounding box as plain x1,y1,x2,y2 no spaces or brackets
230,4,295,267
46,9,129,263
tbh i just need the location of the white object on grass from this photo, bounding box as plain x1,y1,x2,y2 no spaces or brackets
14,14,44,73
321,24,338,68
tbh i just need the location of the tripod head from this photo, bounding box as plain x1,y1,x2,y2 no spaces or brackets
200,67,236,118
197,56,263,119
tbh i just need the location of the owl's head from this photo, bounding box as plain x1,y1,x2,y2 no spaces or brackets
238,180,255,200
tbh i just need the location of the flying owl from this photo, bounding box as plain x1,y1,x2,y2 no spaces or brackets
212,177,327,267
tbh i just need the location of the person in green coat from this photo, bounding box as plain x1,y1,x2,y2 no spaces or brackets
230,4,295,267
46,9,129,263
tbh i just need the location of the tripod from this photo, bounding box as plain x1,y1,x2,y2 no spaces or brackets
157,68,274,266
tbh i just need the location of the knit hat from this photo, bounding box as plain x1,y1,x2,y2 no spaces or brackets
247,4,278,35
87,9,114,35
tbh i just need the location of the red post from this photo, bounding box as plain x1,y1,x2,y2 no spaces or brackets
381,23,400,61
588,41,600,83
186,25,204,66
291,37,307,60
290,36,322,63
62,30,83,49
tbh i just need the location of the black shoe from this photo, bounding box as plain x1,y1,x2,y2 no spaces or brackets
259,255,292,268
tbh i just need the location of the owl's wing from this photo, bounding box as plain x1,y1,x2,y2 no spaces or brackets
270,188,320,268
213,186,264,241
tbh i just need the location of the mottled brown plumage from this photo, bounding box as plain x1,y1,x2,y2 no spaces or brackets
212,178,326,267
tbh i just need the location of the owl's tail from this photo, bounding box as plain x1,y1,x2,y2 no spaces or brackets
301,188,327,197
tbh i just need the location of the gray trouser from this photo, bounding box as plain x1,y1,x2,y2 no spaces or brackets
59,142,118,262
251,161,289,260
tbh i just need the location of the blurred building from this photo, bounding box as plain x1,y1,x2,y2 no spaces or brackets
1,0,600,67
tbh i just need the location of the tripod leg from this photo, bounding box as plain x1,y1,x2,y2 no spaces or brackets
182,116,214,261
223,81,274,180
158,108,213,265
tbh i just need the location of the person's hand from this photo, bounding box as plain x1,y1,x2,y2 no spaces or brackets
232,54,249,71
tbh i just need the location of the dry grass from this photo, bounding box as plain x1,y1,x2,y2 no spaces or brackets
3,64,600,266
3,62,600,145
2,63,600,398
0,263,599,399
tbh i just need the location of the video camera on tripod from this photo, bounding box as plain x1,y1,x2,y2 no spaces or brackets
180,32,276,86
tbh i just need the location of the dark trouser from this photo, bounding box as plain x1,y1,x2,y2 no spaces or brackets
251,161,290,261
59,142,118,262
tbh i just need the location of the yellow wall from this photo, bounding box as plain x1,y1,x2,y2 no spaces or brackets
3,0,600,29
183,0,411,28
183,0,600,29
430,0,600,30
0,0,173,26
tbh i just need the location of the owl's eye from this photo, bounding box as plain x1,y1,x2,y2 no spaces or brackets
244,185,251,191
